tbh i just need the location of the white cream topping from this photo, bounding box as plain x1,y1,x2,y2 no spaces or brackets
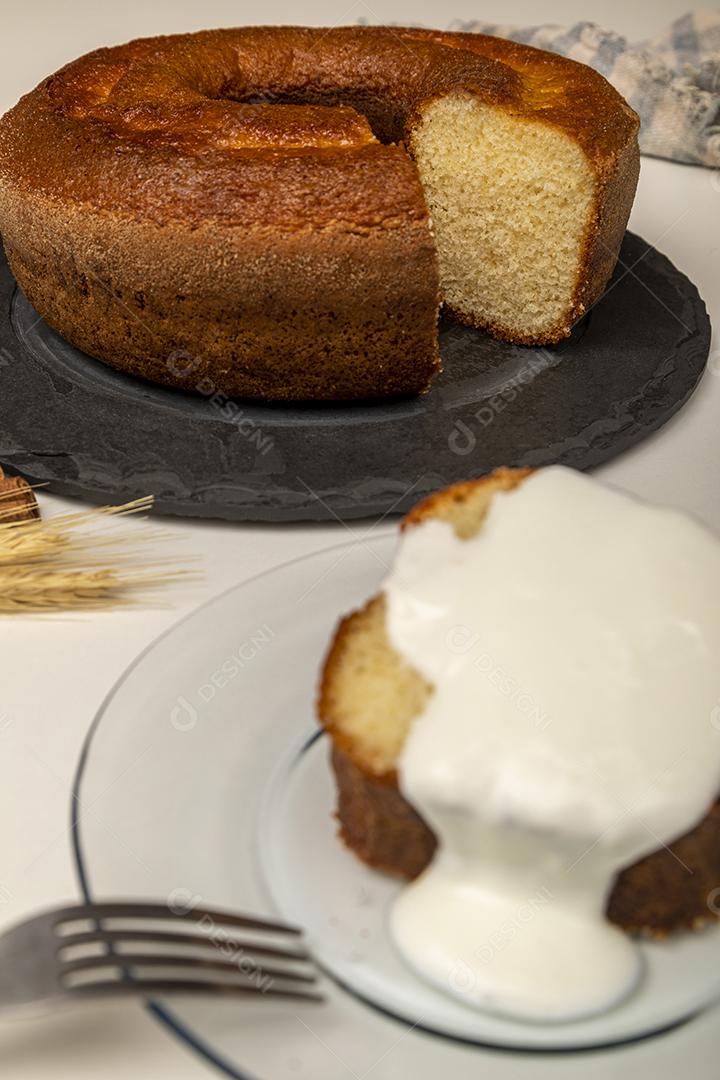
385,467,720,1022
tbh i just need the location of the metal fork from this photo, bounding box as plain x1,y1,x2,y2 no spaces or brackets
0,901,323,1011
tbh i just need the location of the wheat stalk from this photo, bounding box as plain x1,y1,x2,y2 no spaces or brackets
0,495,195,613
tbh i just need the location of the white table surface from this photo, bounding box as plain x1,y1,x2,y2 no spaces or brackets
0,0,718,1076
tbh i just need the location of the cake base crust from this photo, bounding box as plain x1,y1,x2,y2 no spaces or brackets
330,743,720,937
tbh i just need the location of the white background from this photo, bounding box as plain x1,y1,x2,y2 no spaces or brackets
0,0,718,1076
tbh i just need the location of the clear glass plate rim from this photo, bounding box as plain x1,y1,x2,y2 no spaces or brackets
68,532,711,1078
69,534,397,1080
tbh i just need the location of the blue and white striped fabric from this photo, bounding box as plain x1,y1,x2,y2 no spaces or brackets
450,11,720,167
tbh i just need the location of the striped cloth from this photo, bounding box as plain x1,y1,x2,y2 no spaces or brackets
450,10,720,167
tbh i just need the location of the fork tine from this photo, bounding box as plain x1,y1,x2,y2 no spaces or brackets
61,953,317,984
53,902,300,936
56,929,310,963
67,979,324,1003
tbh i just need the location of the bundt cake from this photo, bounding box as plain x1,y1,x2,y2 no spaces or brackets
0,26,640,402
319,468,720,942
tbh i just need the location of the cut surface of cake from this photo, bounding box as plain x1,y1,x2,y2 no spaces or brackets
410,98,596,342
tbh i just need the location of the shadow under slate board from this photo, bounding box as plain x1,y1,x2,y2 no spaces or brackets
0,232,710,522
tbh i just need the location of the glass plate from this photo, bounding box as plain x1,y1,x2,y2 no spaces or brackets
71,536,720,1079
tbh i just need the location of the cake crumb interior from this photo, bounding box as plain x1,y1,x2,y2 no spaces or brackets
410,93,595,338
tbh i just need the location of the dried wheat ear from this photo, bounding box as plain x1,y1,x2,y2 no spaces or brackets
0,468,193,613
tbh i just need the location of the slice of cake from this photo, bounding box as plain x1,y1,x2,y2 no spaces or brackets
319,467,720,1019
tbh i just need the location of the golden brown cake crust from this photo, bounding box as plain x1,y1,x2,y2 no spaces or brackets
0,184,439,402
331,744,437,878
331,737,720,937
319,469,720,937
0,26,639,398
401,467,533,531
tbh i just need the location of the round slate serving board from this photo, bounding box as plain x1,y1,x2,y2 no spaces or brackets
0,232,710,522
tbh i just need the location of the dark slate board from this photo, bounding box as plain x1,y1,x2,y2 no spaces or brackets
0,232,710,522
